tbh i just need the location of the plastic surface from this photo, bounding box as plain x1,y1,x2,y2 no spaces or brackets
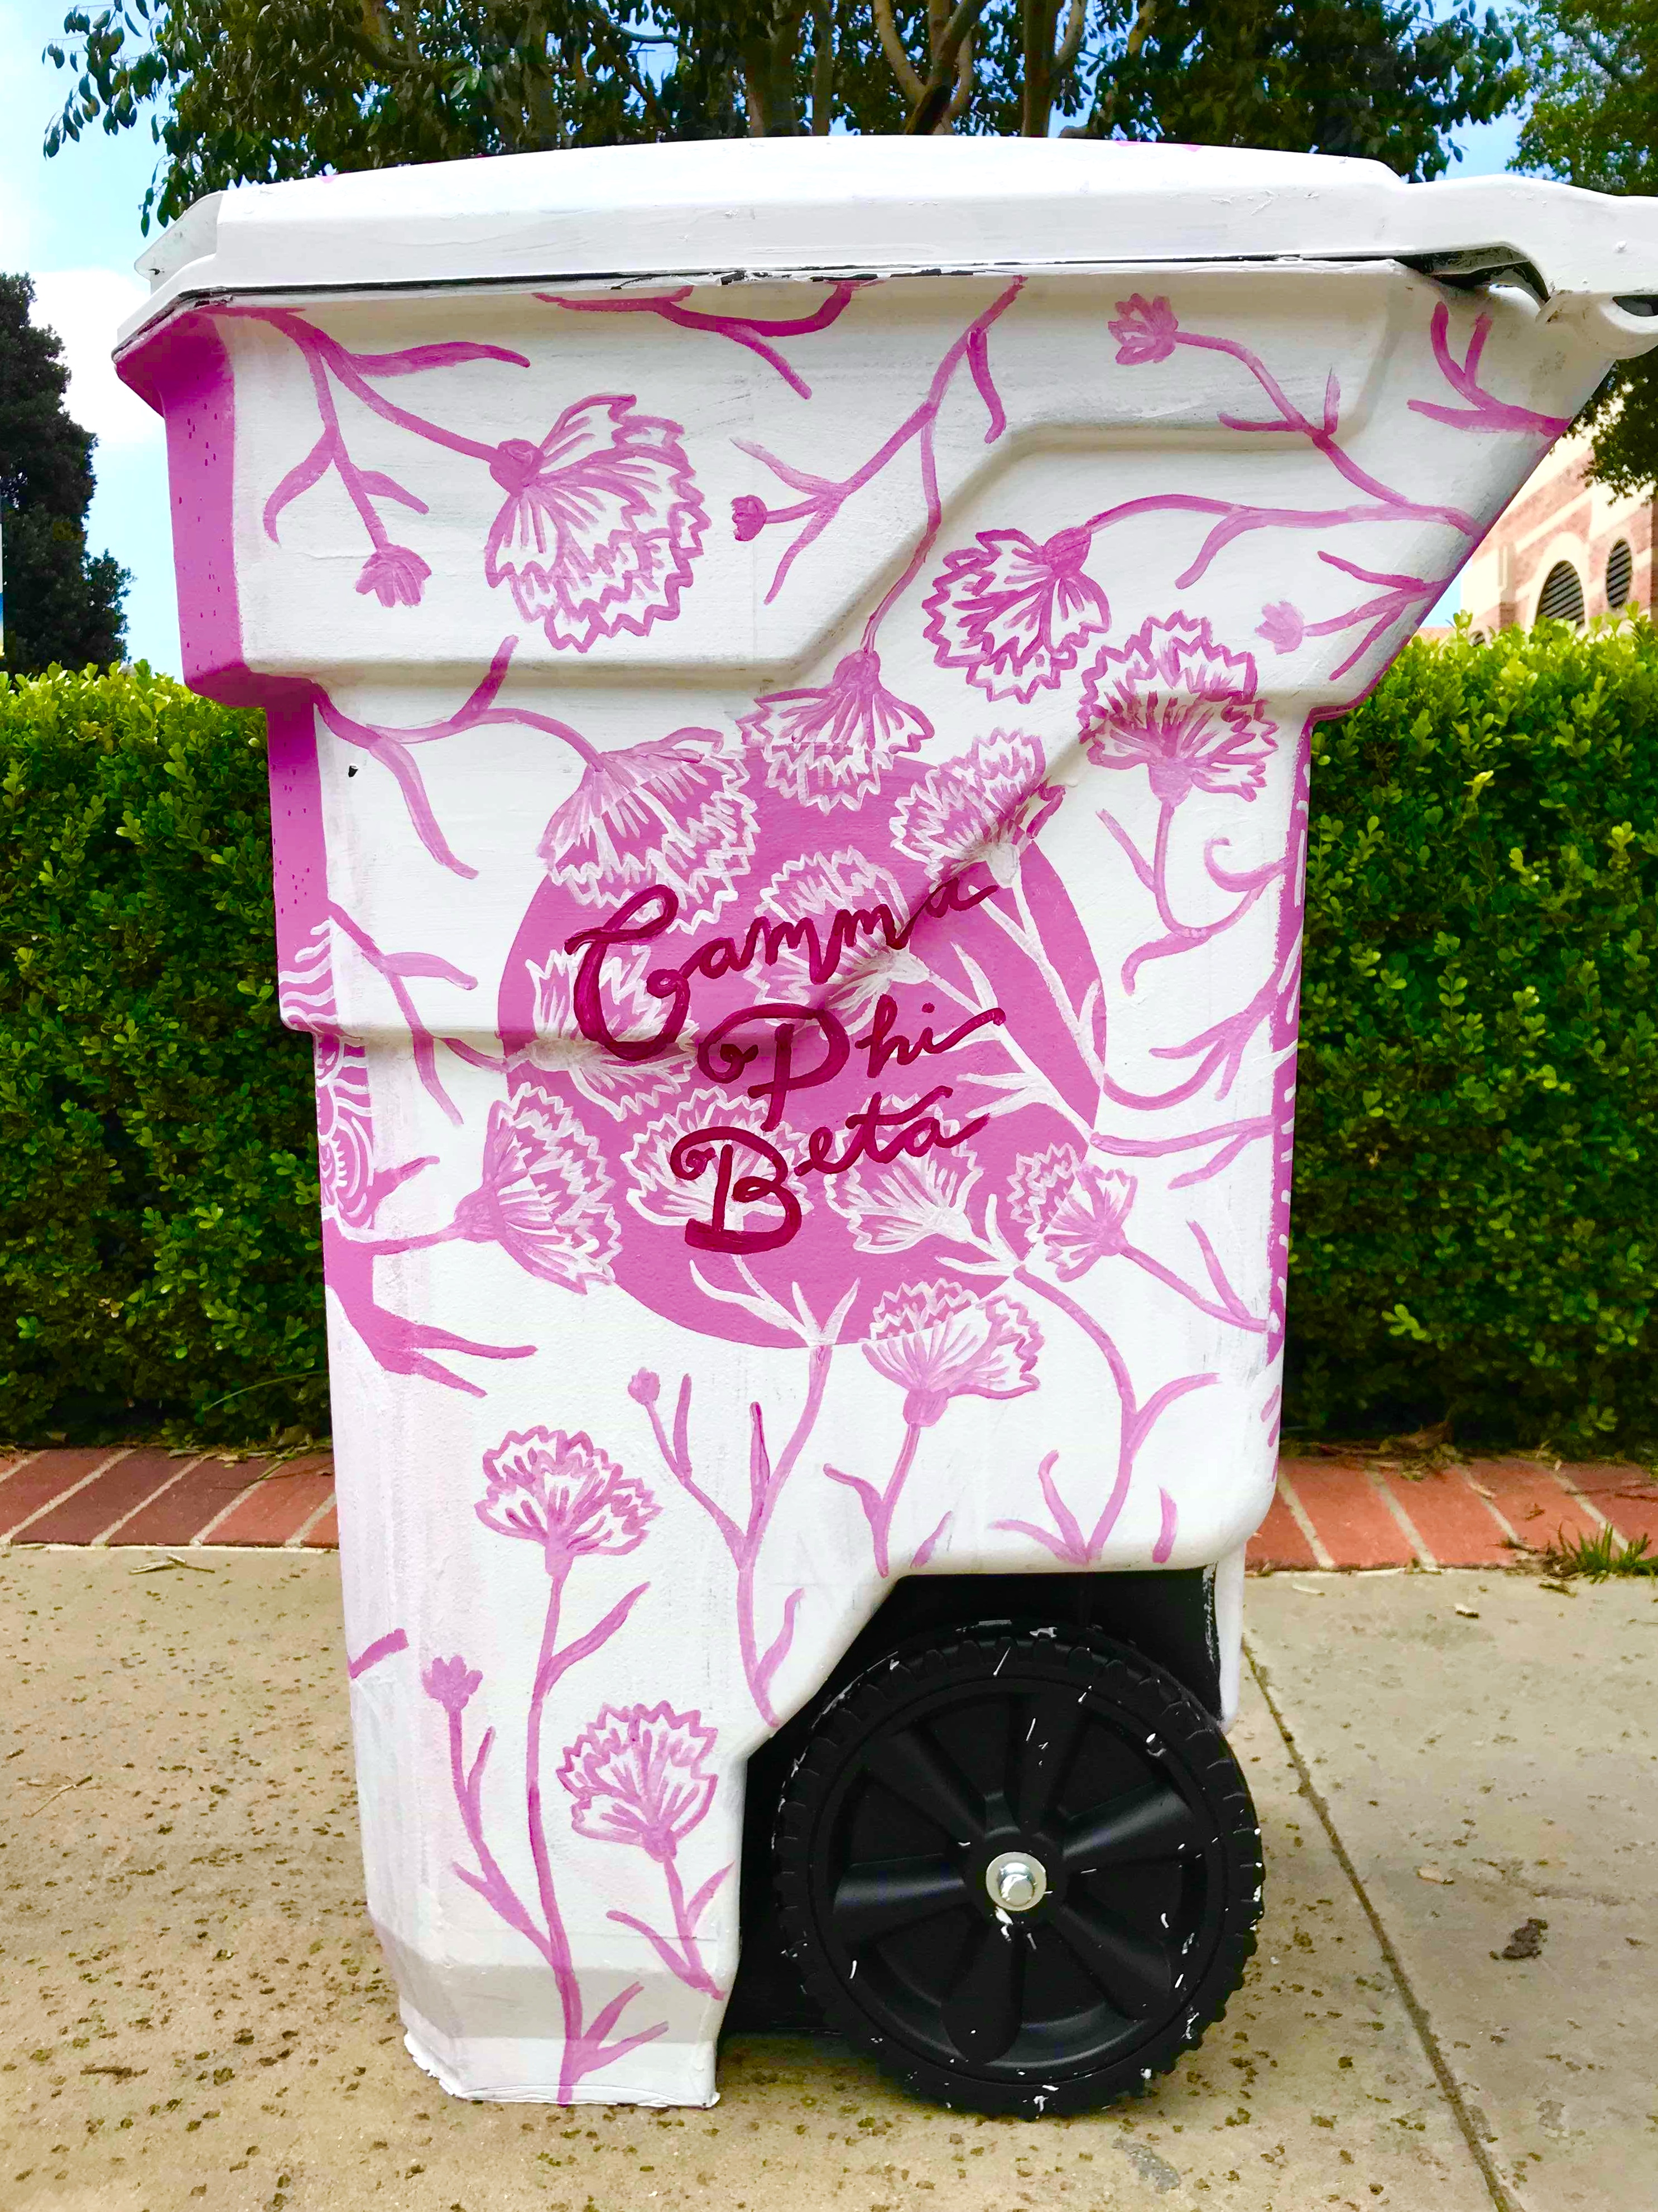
118,141,1658,2106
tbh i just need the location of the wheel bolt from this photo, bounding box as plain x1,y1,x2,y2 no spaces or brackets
985,1850,1048,1912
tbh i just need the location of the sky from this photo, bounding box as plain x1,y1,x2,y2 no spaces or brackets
0,0,1524,674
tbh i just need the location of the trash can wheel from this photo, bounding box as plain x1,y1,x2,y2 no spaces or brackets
773,1626,1262,2116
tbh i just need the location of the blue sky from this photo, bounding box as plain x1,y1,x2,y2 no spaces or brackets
1,0,1522,672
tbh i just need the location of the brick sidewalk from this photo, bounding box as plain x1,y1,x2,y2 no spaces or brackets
1,1445,1653,1567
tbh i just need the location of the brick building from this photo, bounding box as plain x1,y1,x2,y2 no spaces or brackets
1460,425,1651,633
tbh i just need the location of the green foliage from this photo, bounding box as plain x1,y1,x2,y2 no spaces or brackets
1541,1521,1658,1576
0,662,323,1445
44,0,1518,233
7,622,1658,1451
0,273,129,675
1512,1,1658,496
1289,615,1658,1452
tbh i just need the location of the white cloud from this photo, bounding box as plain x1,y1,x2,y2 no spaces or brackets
29,266,161,450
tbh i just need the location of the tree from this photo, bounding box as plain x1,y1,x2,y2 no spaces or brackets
1513,2,1658,495
1,276,129,675
46,0,1518,236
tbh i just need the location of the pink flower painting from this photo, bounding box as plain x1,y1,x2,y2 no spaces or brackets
314,1035,379,1229
522,951,690,1122
1079,614,1278,806
739,648,933,812
922,527,1111,701
422,1654,482,1714
559,1703,717,1863
478,1427,658,1569
357,544,432,608
537,727,756,930
756,850,930,1021
1109,294,1180,367
623,1088,811,1238
827,1152,983,1256
1010,1143,1137,1280
863,1280,1041,1427
453,1091,621,1291
484,395,707,651
1257,600,1305,654
888,730,1062,887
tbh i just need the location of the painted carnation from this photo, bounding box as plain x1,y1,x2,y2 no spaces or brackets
922,527,1110,702
863,1280,1041,1427
538,726,756,930
1078,614,1277,806
740,648,932,812
559,1701,718,1861
888,731,1062,887
755,850,929,1022
484,395,706,651
1010,1143,1137,1280
827,1152,983,1256
357,544,431,609
520,949,690,1123
453,1090,621,1291
477,1426,657,1569
1108,294,1180,367
313,1035,379,1229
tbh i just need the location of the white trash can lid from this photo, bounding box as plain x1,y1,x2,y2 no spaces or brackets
119,136,1658,350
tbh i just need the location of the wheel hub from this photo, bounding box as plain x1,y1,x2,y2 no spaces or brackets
984,1848,1049,1913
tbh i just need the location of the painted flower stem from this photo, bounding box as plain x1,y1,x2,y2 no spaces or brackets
1091,1114,1276,1191
539,281,862,399
638,1347,833,1725
1094,804,1287,996
445,1709,558,1967
323,901,477,1123
1174,326,1478,533
825,1422,923,1579
1409,306,1573,439
314,636,602,881
1012,1266,1215,1556
605,1852,727,1999
739,280,1022,609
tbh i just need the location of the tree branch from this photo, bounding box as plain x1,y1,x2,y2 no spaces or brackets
904,0,993,132
874,0,927,101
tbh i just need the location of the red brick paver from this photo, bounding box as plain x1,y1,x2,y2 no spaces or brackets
2,1446,1652,1565
1275,1459,1417,1568
1465,1456,1601,1556
114,1456,277,1548
203,1455,336,1546
21,1450,195,1546
1247,1487,1320,1571
1560,1464,1658,1548
1372,1466,1513,1567
0,1450,121,1540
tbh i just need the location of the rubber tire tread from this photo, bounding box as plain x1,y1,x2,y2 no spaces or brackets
773,1624,1262,2117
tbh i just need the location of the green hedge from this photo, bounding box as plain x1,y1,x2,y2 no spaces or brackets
1290,618,1658,1452
0,665,325,1445
3,626,1657,1449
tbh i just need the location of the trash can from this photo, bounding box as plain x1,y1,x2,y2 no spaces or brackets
118,137,1658,2114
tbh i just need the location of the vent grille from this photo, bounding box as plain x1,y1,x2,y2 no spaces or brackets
1537,560,1585,626
1606,538,1634,610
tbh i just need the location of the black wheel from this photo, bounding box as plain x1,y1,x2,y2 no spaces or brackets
774,1625,1261,2115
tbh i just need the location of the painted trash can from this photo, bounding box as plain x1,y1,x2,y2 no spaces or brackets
119,138,1658,2114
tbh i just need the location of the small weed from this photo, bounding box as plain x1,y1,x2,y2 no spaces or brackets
1540,1523,1657,1581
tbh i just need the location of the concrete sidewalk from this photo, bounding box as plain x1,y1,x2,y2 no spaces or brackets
0,1551,1650,2212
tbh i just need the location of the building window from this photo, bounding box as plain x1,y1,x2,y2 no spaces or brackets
1537,560,1585,626
1606,537,1633,610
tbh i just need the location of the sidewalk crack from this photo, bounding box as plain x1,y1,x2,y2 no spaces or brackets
1244,1638,1522,2212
